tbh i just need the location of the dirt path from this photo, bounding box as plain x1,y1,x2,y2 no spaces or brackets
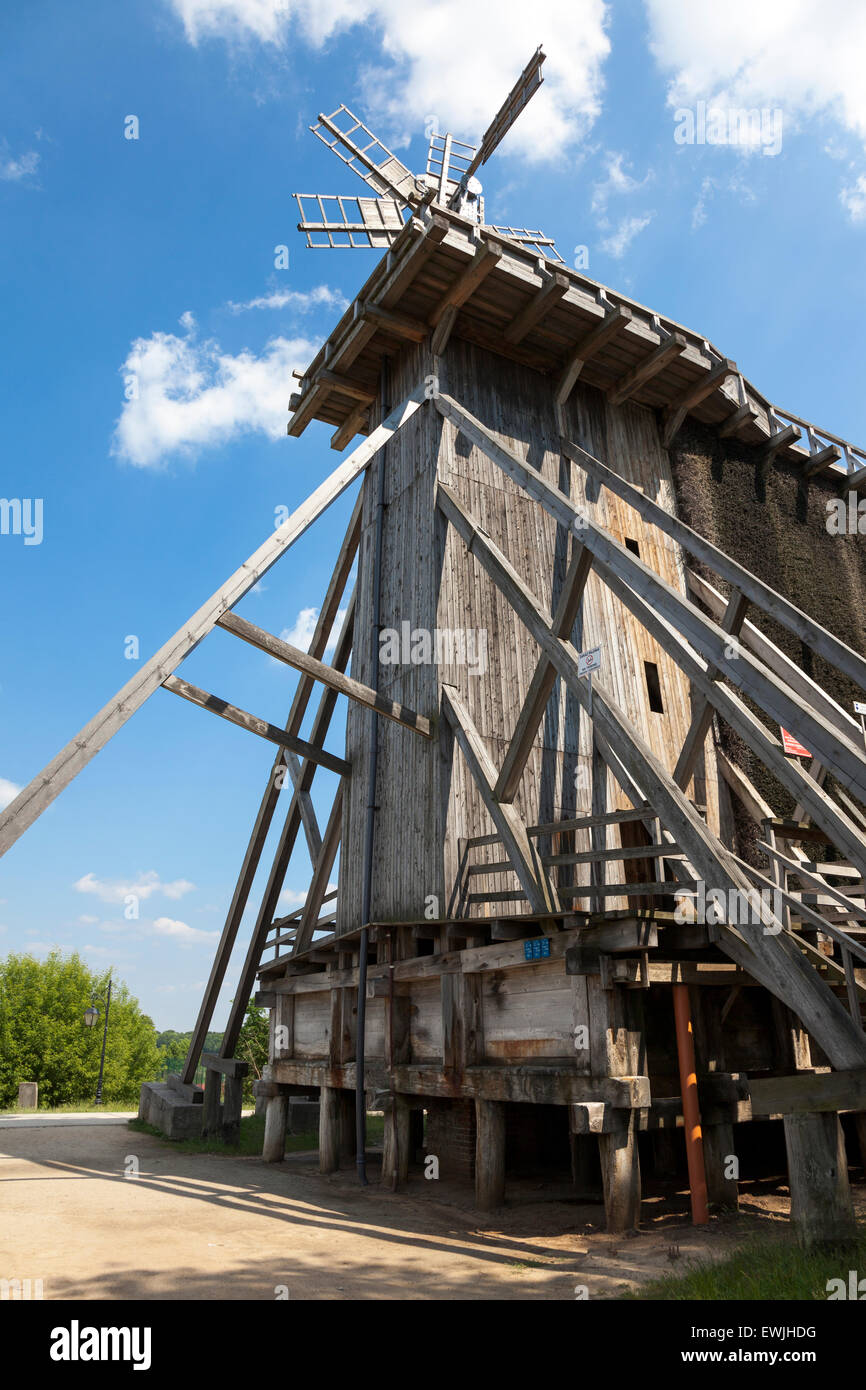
0,1121,837,1301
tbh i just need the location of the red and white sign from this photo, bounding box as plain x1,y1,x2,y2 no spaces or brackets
780,728,812,758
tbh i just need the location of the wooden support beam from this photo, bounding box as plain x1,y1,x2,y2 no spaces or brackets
429,240,502,326
361,301,427,342
554,306,632,406
1,387,425,859
315,368,376,405
803,443,842,478
219,602,357,1060
382,1093,411,1189
749,1067,866,1115
765,422,801,455
202,1069,221,1138
672,586,749,789
440,396,866,800
561,436,866,694
217,612,432,738
661,357,736,447
607,332,687,407
161,675,351,776
784,1112,856,1248
431,302,459,356
494,543,593,802
222,1074,244,1144
330,401,369,452
262,1091,288,1163
435,473,866,1070
293,783,344,956
503,270,569,345
475,1098,506,1210
440,682,559,915
686,570,857,743
179,510,360,1084
319,1085,341,1173
717,400,758,439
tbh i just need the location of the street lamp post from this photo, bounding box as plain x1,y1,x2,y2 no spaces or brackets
83,976,112,1106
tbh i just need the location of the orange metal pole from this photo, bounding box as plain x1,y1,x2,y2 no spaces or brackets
672,983,709,1225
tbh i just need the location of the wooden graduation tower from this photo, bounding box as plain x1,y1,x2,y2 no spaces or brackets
4,48,866,1238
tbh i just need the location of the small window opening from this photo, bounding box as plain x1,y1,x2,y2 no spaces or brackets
624,537,640,556
644,660,664,713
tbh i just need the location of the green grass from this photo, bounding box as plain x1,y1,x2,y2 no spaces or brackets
1,1100,139,1115
631,1229,866,1301
127,1110,386,1157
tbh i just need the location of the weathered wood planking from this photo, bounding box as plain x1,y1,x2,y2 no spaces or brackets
338,336,713,931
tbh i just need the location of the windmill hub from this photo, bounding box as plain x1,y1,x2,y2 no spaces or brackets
294,46,561,260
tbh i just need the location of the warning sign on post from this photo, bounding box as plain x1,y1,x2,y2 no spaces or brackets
578,645,602,677
780,728,812,758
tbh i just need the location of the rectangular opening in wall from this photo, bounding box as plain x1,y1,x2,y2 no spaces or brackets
644,660,664,713
624,537,640,556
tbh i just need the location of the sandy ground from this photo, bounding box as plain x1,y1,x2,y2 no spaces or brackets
1,1120,861,1301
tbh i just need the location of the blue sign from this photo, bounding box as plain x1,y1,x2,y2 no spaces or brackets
524,938,551,961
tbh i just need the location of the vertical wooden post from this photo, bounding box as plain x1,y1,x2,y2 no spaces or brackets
702,1125,739,1209
587,976,642,1231
203,1068,222,1137
475,1098,506,1210
320,1085,341,1173
222,1074,244,1145
339,1089,357,1159
263,1090,288,1163
690,987,739,1210
784,1112,856,1248
382,1093,410,1189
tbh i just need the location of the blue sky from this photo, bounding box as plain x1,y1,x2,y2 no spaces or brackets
1,0,865,1031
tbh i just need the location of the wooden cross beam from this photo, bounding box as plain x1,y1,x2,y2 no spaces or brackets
180,505,361,1083
686,569,857,742
717,400,758,438
440,682,560,916
436,483,866,1069
503,269,569,345
672,586,750,790
607,332,687,407
293,783,345,956
554,305,632,406
561,436,866,693
437,394,866,800
765,422,801,455
661,356,737,448
0,385,427,860
217,612,433,738
429,240,502,328
803,443,842,478
161,676,351,776
494,541,593,802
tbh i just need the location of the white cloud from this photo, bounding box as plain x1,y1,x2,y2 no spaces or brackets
227,285,348,313
152,916,219,945
112,312,318,468
279,605,347,657
168,1,611,162
841,173,866,223
0,144,39,182
77,914,99,925
645,0,866,151
599,213,653,258
0,777,21,811
691,172,756,229
591,152,650,216
74,870,196,904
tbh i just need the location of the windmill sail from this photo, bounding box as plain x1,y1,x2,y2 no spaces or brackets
295,193,407,248
310,106,419,204
461,46,546,184
488,225,564,262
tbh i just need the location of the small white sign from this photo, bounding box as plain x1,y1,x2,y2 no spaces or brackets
854,701,866,716
578,645,602,677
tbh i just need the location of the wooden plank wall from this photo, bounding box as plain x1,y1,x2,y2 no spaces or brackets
337,336,720,934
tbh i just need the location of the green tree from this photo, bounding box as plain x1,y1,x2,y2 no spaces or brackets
0,951,162,1108
235,1000,269,1102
